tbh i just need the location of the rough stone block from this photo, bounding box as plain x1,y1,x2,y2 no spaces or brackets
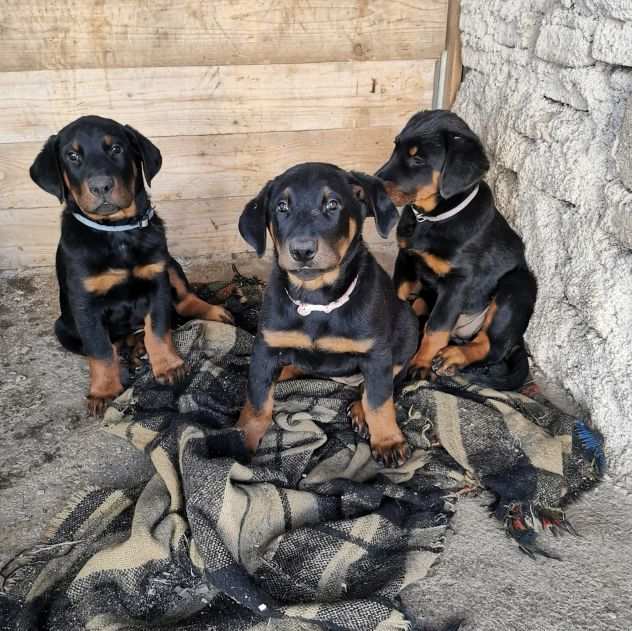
535,9,597,67
584,0,632,21
604,181,632,248
456,0,632,481
593,18,632,66
615,98,632,190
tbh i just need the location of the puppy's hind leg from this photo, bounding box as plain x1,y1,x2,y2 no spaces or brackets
167,258,234,324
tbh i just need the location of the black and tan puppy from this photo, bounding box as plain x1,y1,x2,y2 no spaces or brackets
376,110,537,389
236,163,418,466
30,115,232,415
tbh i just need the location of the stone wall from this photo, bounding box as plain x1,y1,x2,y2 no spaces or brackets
453,0,632,483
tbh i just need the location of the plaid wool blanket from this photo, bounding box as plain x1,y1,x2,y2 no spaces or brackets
1,314,602,630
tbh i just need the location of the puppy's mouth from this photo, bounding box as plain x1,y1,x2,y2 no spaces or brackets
92,201,122,215
286,266,332,279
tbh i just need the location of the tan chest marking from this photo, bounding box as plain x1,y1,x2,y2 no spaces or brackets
412,251,452,276
133,260,166,280
83,268,129,294
315,336,374,354
263,329,312,349
262,329,374,353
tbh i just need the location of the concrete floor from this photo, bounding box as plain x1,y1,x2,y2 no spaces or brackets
1,254,631,630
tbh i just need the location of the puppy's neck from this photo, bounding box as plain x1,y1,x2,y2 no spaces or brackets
282,239,368,305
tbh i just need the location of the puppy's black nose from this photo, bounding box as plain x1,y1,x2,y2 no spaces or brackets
289,238,318,263
88,175,114,196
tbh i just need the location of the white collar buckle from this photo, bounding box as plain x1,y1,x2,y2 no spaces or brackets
286,275,359,317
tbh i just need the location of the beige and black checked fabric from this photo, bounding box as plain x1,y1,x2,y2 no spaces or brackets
3,320,600,631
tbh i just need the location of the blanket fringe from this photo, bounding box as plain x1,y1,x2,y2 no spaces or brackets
501,501,578,559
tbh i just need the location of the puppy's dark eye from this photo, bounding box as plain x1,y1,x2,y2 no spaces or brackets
411,155,426,166
110,144,123,155
276,200,289,213
67,151,80,163
325,199,339,212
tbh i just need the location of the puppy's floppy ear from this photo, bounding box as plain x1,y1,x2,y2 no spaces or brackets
30,135,65,203
239,181,272,257
439,130,489,199
349,171,399,238
124,125,162,186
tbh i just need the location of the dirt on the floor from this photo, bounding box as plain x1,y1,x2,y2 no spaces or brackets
0,254,270,571
1,253,630,631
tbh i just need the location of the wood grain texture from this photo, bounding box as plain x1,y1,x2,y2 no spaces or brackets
0,60,434,143
0,197,395,269
0,0,448,72
1,126,401,210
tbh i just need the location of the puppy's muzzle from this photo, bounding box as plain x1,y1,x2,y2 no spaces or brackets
289,238,318,264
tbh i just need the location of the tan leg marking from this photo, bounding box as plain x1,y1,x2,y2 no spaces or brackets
168,266,234,323
409,328,451,379
237,388,274,453
397,279,421,301
362,392,410,467
278,365,304,381
144,314,186,385
433,299,499,376
411,297,429,316
87,348,124,417
433,332,490,376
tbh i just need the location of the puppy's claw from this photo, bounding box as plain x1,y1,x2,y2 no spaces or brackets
408,364,432,382
371,439,412,468
347,401,370,440
155,363,187,385
87,396,111,418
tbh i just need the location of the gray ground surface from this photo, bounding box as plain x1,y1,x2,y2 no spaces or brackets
1,257,630,631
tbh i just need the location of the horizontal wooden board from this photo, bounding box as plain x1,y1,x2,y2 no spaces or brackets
0,0,448,72
1,126,400,210
0,60,433,144
0,198,395,269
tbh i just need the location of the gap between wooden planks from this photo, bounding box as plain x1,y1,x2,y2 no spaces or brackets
0,126,407,210
0,60,434,144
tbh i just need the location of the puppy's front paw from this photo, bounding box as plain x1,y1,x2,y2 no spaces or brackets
204,304,235,325
86,395,114,417
152,354,187,385
407,358,432,382
432,346,467,377
371,436,412,468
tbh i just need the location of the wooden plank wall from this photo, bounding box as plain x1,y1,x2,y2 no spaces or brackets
0,0,449,269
